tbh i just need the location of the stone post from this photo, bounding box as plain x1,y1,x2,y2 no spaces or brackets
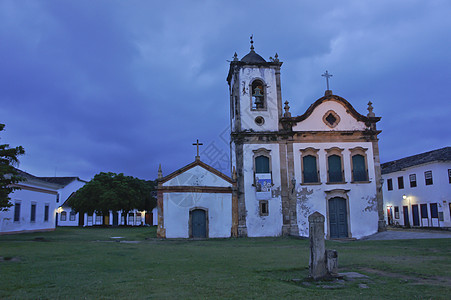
308,212,327,280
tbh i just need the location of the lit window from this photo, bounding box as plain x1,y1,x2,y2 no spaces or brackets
397,176,404,189
387,178,393,191
425,171,433,185
409,174,417,188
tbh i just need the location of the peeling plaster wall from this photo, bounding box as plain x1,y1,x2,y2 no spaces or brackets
242,143,283,237
292,101,367,132
163,192,232,238
382,161,451,227
293,142,379,239
238,67,279,132
164,165,230,187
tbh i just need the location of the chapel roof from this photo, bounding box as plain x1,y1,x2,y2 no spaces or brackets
241,50,266,63
38,176,87,186
381,147,451,174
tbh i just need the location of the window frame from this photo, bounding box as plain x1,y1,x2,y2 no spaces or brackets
252,148,272,187
60,211,67,221
394,206,399,219
300,147,320,184
409,174,417,188
425,171,433,185
448,169,451,184
326,147,345,184
397,176,404,189
349,147,369,183
14,202,21,222
387,178,393,191
44,204,49,222
69,211,76,221
249,78,267,111
259,200,269,216
30,202,36,222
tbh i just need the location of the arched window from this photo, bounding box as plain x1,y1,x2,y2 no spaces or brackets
303,155,319,183
251,80,265,110
255,155,270,173
352,154,368,181
61,211,67,221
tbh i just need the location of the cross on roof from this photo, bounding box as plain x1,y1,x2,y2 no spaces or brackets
192,139,203,160
321,70,333,91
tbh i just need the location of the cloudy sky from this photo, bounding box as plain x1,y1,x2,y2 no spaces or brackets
1,0,450,181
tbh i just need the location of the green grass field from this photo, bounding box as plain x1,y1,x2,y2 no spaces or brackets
1,227,450,299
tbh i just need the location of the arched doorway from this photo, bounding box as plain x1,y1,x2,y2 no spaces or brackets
328,197,348,238
190,209,207,238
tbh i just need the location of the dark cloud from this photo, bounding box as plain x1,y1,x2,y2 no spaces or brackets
0,0,450,181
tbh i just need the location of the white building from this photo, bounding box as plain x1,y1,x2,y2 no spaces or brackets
38,176,87,227
159,40,384,239
382,147,451,228
0,170,60,234
157,159,234,238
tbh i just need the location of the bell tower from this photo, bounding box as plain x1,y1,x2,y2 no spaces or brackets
227,37,283,133
227,37,284,237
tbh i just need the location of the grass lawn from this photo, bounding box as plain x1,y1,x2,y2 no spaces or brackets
1,227,450,299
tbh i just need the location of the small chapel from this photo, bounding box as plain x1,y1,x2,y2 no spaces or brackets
157,39,385,239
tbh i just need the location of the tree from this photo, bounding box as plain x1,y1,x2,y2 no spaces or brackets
67,172,157,225
0,124,25,211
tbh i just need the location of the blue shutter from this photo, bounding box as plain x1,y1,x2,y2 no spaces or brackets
328,155,343,182
352,154,367,181
303,155,318,183
255,156,270,173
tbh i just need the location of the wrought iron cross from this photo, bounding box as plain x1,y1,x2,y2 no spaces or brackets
321,70,333,90
192,139,203,159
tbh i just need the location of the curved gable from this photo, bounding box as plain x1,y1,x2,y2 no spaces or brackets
288,94,380,132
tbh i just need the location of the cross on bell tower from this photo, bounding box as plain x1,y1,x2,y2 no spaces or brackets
192,139,203,160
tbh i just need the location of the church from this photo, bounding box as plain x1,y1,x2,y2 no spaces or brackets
157,40,385,239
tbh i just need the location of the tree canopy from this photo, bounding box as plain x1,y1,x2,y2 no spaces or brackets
67,172,156,224
0,124,25,211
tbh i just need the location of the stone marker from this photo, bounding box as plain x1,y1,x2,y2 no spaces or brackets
308,212,328,280
326,249,338,276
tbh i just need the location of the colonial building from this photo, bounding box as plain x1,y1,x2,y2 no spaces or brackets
0,170,60,234
382,147,451,228
158,40,384,239
228,40,384,239
157,157,235,238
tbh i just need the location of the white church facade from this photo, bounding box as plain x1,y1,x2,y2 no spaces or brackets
158,41,385,239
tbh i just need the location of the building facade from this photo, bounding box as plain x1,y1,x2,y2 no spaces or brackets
228,42,384,239
157,159,235,238
382,147,451,228
0,170,60,234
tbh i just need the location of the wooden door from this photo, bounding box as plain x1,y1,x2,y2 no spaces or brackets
412,205,420,226
329,197,348,238
191,209,207,238
403,206,409,227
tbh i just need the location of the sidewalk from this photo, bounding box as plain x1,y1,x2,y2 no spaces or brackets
362,228,451,240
